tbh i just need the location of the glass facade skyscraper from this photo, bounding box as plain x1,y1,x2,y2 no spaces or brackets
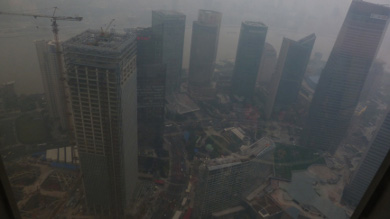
266,34,315,118
152,10,185,94
188,10,222,87
231,21,268,99
342,112,390,207
134,27,166,150
303,1,390,154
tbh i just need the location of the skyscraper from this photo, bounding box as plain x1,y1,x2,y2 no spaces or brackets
188,10,222,87
266,34,315,118
303,1,390,153
152,10,186,94
256,42,277,86
134,28,167,150
35,40,68,130
342,112,390,207
231,21,268,99
63,30,138,216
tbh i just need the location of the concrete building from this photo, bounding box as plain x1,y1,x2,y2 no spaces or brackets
35,40,68,130
256,42,277,86
134,27,167,150
303,1,390,153
63,30,138,216
231,21,268,99
342,112,390,207
265,34,315,118
195,137,275,218
188,10,222,88
152,10,186,94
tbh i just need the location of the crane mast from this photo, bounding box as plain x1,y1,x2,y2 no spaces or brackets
0,7,83,144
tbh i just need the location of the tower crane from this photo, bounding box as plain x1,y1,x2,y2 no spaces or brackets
0,7,82,138
100,19,115,36
0,7,82,48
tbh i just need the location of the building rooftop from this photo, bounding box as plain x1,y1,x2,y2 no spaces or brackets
205,137,275,170
240,137,275,158
166,93,200,115
207,160,242,171
243,21,267,28
64,29,136,51
211,205,245,217
199,9,221,15
153,10,185,18
246,195,283,218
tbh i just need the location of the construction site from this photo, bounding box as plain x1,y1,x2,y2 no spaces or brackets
3,153,89,218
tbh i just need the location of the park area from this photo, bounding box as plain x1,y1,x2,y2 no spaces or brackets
273,143,325,181
15,114,49,144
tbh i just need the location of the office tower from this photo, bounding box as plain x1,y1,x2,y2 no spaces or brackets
134,28,166,150
134,27,154,66
137,64,166,150
231,21,268,99
35,40,68,130
188,10,222,87
265,34,316,118
63,30,138,216
303,1,390,153
342,112,390,207
256,42,277,86
152,10,186,94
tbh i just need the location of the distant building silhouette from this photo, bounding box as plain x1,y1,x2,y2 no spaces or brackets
188,10,222,88
265,34,315,118
152,10,185,94
63,30,138,217
231,21,268,99
35,40,68,130
0,81,17,113
257,42,277,86
342,111,390,207
303,1,390,153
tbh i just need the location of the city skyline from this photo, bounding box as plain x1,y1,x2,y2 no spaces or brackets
1,1,390,218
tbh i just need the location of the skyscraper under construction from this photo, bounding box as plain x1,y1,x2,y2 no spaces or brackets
63,30,138,216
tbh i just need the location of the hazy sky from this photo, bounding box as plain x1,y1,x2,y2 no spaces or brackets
1,0,390,94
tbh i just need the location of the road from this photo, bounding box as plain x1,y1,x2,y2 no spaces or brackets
151,129,188,219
